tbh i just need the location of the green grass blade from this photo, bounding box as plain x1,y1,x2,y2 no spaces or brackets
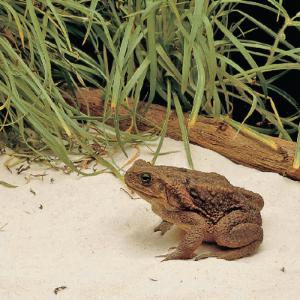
146,5,158,104
188,46,205,128
173,92,194,168
214,18,268,98
152,79,172,164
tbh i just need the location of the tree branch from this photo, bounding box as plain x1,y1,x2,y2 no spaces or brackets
64,88,299,181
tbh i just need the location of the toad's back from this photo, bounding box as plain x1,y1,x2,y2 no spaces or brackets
159,165,263,223
159,165,231,186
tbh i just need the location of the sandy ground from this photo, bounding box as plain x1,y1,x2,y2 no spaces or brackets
0,137,299,300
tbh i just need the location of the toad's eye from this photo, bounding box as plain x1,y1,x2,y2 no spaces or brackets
140,172,152,185
189,188,198,198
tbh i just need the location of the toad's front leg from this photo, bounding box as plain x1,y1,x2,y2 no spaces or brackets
154,220,173,235
152,205,209,261
159,227,206,261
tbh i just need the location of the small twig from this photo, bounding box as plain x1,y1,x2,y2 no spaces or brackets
25,173,48,183
54,286,67,295
30,188,36,196
16,164,30,175
5,165,12,174
0,223,8,231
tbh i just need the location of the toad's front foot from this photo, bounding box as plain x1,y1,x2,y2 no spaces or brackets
154,220,173,235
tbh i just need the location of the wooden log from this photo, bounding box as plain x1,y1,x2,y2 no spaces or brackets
64,88,300,181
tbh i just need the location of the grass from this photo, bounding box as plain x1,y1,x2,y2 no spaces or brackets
0,0,300,173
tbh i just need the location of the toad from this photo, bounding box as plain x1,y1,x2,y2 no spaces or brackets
124,159,264,261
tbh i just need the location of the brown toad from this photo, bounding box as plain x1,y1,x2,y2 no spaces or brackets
124,159,264,261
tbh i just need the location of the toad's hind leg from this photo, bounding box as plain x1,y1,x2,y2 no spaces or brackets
196,210,263,261
195,240,262,261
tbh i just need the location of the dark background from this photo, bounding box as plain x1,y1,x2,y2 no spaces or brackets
279,2,300,102
231,1,300,139
257,1,300,101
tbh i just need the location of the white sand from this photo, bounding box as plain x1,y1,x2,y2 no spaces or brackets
0,137,299,300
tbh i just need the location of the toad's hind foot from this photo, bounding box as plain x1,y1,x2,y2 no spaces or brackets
195,240,262,261
157,250,196,261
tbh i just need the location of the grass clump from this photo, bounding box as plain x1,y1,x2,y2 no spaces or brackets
0,0,300,172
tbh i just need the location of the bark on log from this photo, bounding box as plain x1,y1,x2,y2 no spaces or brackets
64,88,300,181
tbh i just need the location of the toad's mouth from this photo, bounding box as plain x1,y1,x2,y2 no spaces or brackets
129,188,160,201
125,184,162,204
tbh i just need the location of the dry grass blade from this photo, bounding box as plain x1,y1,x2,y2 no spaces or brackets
293,123,300,169
0,180,18,188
